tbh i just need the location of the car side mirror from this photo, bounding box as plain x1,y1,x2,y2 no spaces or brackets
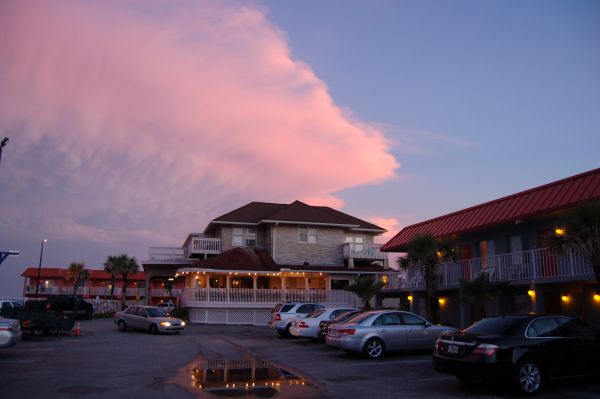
425,322,432,328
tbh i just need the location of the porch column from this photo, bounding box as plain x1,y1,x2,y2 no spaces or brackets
281,276,286,301
305,277,310,302
253,276,257,302
226,275,231,302
144,275,151,305
206,273,211,302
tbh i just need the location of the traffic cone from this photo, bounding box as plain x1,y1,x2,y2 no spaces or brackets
75,322,81,336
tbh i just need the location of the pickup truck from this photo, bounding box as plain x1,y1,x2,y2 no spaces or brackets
0,300,75,336
46,295,94,319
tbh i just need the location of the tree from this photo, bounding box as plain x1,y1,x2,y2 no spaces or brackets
459,272,508,321
344,275,384,309
66,262,90,296
547,200,600,284
103,256,119,299
106,254,139,309
398,233,458,323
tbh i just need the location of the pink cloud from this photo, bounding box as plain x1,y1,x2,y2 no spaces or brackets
0,1,398,246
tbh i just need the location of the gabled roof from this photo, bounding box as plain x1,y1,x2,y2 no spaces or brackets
382,168,600,252
207,200,385,233
189,248,280,272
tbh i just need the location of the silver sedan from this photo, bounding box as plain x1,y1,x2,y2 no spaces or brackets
326,310,457,359
114,306,186,334
0,316,21,348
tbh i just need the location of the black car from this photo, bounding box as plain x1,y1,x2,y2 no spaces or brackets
47,295,94,319
317,310,364,343
432,315,600,395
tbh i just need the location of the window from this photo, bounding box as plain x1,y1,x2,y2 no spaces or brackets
136,308,148,317
125,307,137,315
527,317,561,337
558,318,597,339
299,227,318,243
345,236,364,252
245,228,256,246
400,312,426,326
232,228,243,246
232,227,256,247
373,313,401,326
331,280,350,290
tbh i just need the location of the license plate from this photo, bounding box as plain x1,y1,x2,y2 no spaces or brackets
447,344,458,354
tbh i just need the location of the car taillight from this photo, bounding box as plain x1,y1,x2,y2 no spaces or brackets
274,314,281,321
434,338,442,351
298,321,309,328
338,329,356,335
473,343,498,357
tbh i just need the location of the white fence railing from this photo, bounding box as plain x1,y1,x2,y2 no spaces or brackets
24,286,146,297
342,243,385,260
148,246,186,261
394,247,593,290
151,289,182,297
183,288,357,305
189,237,221,256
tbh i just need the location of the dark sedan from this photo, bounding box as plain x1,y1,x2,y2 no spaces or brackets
433,315,600,395
318,310,364,343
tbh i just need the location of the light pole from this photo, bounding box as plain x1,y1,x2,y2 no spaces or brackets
0,137,8,167
35,239,48,296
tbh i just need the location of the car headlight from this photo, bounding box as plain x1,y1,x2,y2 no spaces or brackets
181,321,186,326
160,322,171,327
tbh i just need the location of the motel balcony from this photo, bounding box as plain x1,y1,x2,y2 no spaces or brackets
148,237,221,262
387,247,594,291
342,243,386,261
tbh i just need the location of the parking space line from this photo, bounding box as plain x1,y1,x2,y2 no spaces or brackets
0,360,36,363
348,359,431,366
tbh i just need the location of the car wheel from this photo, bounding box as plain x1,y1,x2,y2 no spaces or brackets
277,330,286,337
117,320,127,332
150,324,159,335
514,360,542,395
86,309,93,320
363,338,385,359
31,327,46,337
456,375,478,386
279,324,292,338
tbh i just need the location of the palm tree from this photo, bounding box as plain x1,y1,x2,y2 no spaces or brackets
344,275,384,309
547,200,600,283
459,272,508,321
103,256,119,299
66,262,90,296
118,254,139,310
398,233,458,323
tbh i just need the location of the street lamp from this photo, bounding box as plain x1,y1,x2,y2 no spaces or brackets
0,137,8,166
35,239,48,296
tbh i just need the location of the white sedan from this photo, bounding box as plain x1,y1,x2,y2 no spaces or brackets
289,307,359,339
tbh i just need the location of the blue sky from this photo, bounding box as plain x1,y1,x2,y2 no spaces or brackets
0,0,598,297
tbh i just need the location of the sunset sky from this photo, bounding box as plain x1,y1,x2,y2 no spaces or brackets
1,0,599,296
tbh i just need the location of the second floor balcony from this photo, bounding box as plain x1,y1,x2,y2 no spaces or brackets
149,237,221,261
386,246,594,291
343,243,386,260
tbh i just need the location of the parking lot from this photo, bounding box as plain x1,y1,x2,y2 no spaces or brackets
1,319,599,398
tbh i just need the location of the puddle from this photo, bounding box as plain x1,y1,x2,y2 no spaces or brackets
170,357,321,398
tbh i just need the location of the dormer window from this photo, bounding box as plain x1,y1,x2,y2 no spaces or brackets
299,227,318,244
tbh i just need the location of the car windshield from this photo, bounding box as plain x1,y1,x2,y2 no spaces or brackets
332,310,361,322
464,317,524,336
146,308,167,317
343,312,373,325
307,309,326,318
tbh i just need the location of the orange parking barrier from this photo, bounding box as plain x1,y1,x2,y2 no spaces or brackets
75,322,80,336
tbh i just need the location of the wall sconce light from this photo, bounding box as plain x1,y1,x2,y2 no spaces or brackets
528,290,535,297
407,295,413,302
561,294,570,304
438,297,446,305
555,228,566,236
594,294,600,303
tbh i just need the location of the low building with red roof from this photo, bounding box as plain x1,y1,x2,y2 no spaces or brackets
381,168,600,328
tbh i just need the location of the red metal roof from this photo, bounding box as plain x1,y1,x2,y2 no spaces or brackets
382,168,600,252
21,267,146,280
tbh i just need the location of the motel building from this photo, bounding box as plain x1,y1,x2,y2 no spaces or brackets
142,200,392,325
380,168,600,329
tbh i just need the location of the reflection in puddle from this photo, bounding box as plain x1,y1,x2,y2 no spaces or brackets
171,357,320,398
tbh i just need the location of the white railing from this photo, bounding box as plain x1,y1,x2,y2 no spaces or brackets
183,288,357,305
343,243,385,260
189,237,221,256
151,288,182,297
394,247,594,290
24,286,146,297
149,246,186,261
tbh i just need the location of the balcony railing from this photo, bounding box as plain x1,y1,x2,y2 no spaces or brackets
189,237,221,256
151,289,182,297
25,286,146,297
343,243,385,260
182,288,357,305
393,247,593,290
149,246,186,261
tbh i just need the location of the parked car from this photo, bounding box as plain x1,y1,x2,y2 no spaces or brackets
157,301,176,313
289,307,359,340
1,299,75,336
114,306,186,334
268,302,324,337
47,295,94,319
433,314,600,395
0,316,22,348
326,310,457,359
318,309,364,343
